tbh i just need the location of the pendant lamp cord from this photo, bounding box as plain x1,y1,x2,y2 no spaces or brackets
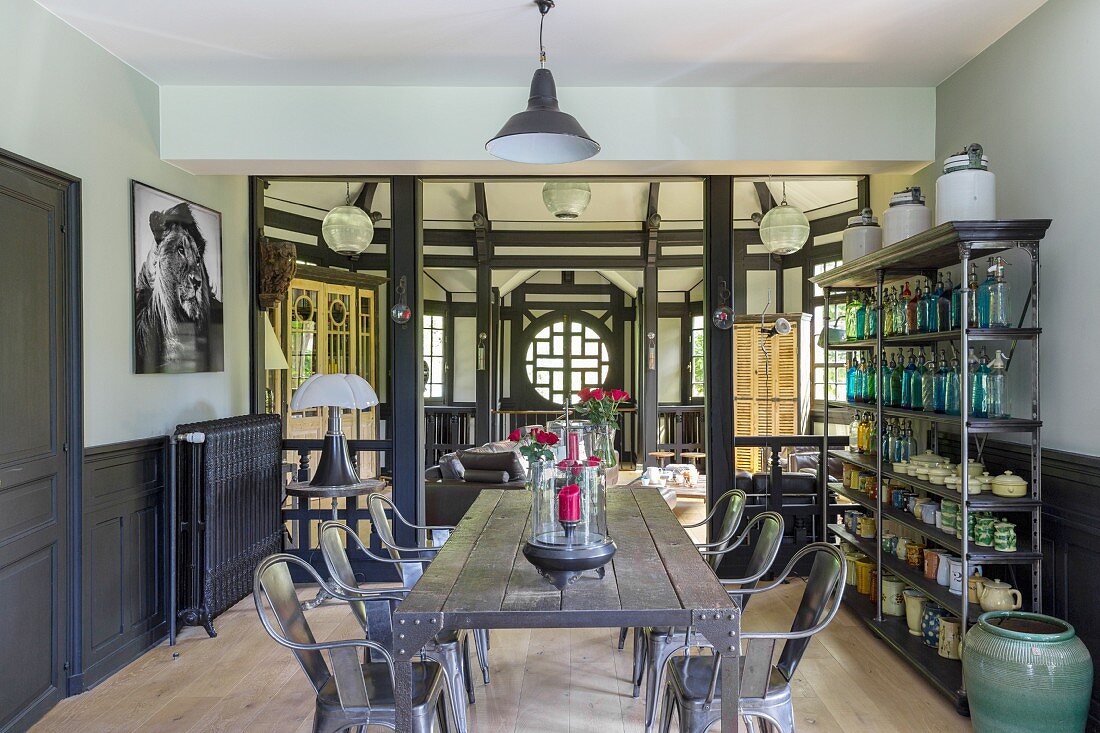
536,0,553,68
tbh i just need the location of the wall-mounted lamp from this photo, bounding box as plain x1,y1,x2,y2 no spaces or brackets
477,332,488,370
647,332,657,371
390,275,412,325
761,317,792,338
712,279,734,330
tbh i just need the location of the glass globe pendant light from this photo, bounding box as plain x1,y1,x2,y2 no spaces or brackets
542,181,591,219
322,182,375,256
758,181,810,256
486,0,600,164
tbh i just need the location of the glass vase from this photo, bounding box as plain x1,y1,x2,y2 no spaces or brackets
593,425,618,469
526,457,553,493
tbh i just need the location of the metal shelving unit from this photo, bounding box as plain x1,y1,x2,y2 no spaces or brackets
811,220,1050,713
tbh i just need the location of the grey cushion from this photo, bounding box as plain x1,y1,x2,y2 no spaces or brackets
457,446,526,481
437,452,464,480
460,469,511,484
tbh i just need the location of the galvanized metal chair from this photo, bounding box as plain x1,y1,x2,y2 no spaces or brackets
319,521,474,732
620,488,749,693
639,510,785,733
658,543,847,733
368,493,492,687
253,553,451,733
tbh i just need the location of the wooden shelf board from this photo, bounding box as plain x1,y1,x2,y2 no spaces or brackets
810,220,1051,289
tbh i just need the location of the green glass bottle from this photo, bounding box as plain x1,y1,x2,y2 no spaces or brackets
889,352,903,408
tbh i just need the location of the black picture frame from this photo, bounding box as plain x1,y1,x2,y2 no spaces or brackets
131,180,224,374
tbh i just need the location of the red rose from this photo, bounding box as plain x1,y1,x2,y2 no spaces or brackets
578,387,591,402
586,456,602,467
508,428,522,441
610,389,629,401
536,431,559,446
589,388,605,401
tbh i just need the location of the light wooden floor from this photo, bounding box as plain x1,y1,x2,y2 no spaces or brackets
32,499,972,733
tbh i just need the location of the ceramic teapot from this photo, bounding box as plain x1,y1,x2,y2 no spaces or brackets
977,579,1023,612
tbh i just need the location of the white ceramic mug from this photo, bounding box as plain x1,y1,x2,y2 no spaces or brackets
645,466,662,484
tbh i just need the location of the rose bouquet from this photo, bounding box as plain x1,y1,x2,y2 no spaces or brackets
508,427,559,464
574,387,631,427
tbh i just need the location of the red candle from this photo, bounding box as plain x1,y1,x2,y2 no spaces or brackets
567,431,580,462
558,484,581,523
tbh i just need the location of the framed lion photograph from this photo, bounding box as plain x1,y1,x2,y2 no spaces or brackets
131,181,224,374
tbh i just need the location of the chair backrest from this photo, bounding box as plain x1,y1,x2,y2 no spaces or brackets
707,489,747,569
319,522,369,629
775,545,845,680
254,557,330,693
368,493,424,588
736,512,784,610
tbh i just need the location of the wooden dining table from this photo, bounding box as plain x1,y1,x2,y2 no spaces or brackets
392,487,742,731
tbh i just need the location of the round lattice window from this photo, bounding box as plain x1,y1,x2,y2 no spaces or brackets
524,317,610,405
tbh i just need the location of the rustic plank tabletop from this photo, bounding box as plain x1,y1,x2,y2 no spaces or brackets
392,487,742,731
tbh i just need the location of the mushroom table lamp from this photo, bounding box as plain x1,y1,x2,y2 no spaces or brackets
290,373,379,488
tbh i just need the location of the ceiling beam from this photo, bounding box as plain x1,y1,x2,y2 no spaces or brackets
353,181,378,212
753,181,776,216
600,270,640,296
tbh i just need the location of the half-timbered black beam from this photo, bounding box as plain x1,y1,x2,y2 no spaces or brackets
641,182,660,462
473,182,492,443
389,176,424,538
705,176,735,556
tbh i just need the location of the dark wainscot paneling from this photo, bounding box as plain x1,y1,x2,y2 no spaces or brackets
81,438,167,689
942,437,1100,731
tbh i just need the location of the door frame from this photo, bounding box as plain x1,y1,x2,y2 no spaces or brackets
0,148,84,698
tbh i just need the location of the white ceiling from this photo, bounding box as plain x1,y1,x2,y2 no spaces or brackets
36,0,1046,87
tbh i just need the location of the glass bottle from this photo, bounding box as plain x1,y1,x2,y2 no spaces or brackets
950,273,962,330
923,279,939,333
863,289,877,339
854,291,867,340
846,354,859,404
882,288,895,336
904,420,918,461
883,419,895,459
945,357,961,416
987,256,1010,327
856,356,867,402
902,280,910,334
901,349,916,409
971,350,990,418
967,263,980,328
865,354,877,405
977,258,995,327
909,283,924,334
938,275,953,332
845,291,862,341
988,349,1009,418
880,351,894,407
856,413,869,453
895,285,908,336
934,351,949,414
890,352,903,408
922,353,937,413
848,412,860,451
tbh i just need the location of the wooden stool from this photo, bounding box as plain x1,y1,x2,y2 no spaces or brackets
649,450,675,467
681,451,706,472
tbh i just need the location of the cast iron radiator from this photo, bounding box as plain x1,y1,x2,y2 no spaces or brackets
173,414,283,638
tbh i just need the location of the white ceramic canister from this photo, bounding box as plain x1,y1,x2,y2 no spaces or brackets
935,143,996,225
842,208,882,262
882,187,933,246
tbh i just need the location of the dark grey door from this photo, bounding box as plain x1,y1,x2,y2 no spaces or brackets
0,155,75,732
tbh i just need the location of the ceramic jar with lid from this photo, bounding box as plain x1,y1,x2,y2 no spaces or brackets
910,450,947,468
977,579,1023,612
882,187,933,245
958,459,986,479
936,143,996,225
842,208,882,261
992,470,1028,498
995,521,1018,552
927,465,953,485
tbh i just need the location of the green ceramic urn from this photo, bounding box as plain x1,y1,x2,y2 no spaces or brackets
963,611,1093,733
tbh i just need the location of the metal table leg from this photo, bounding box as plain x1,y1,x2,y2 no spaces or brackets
301,498,340,610
697,607,742,733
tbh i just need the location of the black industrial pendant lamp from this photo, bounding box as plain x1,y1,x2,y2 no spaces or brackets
486,0,600,164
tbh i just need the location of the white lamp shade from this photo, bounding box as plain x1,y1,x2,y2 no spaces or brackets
263,319,289,371
322,205,375,255
759,203,810,255
290,373,379,411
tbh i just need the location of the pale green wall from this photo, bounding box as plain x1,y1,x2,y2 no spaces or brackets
0,0,249,446
935,0,1097,455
